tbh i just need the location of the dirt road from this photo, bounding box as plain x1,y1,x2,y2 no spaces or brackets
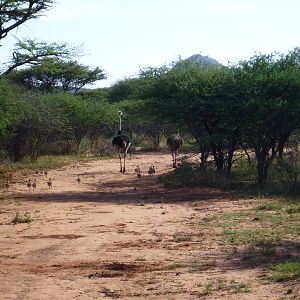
0,153,296,299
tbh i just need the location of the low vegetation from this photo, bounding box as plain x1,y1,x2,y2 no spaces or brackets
11,210,31,224
270,261,300,282
199,198,300,244
0,154,90,181
193,197,300,285
162,152,300,195
194,277,251,296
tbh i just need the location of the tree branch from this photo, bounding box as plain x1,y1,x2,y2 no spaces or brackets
0,1,54,41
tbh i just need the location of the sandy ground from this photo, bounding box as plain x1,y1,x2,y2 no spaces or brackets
0,152,299,299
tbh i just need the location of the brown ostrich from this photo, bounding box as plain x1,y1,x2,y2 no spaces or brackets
167,134,183,168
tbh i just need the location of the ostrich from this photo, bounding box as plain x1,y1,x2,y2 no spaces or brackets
167,134,183,168
112,111,131,173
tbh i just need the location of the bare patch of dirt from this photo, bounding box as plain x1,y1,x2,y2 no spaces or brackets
0,153,298,299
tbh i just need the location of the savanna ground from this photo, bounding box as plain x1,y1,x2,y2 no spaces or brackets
0,152,299,300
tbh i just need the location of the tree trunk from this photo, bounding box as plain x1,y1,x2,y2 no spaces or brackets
226,138,237,177
277,142,284,162
211,144,224,173
255,148,276,185
243,146,252,165
256,157,268,185
226,150,233,177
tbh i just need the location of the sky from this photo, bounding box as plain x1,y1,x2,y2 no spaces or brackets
1,0,300,88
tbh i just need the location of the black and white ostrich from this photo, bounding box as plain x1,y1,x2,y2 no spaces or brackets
112,111,131,173
167,134,183,168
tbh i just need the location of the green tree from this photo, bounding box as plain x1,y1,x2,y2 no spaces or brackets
8,57,106,92
2,38,80,76
73,88,118,152
108,78,137,102
237,49,300,185
139,61,246,174
7,91,70,161
5,91,100,161
108,73,169,149
0,0,54,42
0,1,81,76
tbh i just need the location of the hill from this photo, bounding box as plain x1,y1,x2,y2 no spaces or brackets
186,54,222,66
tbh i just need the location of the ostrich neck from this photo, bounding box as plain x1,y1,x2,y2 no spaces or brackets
119,116,122,131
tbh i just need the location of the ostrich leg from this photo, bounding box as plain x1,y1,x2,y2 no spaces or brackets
122,142,131,173
175,150,178,168
123,154,126,173
119,153,123,172
172,151,176,168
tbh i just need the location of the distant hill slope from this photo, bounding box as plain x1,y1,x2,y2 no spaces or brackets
173,54,222,71
186,54,222,66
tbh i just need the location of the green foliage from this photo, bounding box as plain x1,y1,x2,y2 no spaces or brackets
0,80,118,161
108,76,167,149
0,1,54,42
0,0,111,160
8,57,106,92
3,38,81,76
229,281,251,294
255,202,283,211
195,277,251,296
77,88,115,131
0,78,19,143
197,199,300,247
194,198,300,284
108,78,140,102
0,155,88,180
1,7,106,90
138,49,300,184
2,89,110,161
236,49,300,184
1,40,300,188
270,262,300,282
162,153,300,195
162,161,202,187
139,61,249,174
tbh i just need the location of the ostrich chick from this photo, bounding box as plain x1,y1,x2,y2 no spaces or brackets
76,174,81,183
5,179,9,192
27,179,32,190
134,165,141,175
47,178,52,189
32,179,37,191
148,165,156,176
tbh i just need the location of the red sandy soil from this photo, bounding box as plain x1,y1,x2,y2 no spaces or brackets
0,153,299,299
